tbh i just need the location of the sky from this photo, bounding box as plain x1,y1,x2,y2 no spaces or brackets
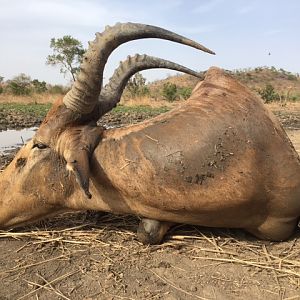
1,0,299,85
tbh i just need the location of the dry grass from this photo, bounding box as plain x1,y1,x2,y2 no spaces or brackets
0,93,62,104
2,212,300,291
120,95,177,108
266,101,300,112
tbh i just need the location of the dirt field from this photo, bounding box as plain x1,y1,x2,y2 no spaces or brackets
2,103,300,299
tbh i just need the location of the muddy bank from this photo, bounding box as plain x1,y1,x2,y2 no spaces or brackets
0,111,42,131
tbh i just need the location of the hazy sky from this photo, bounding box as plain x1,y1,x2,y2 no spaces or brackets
1,0,299,84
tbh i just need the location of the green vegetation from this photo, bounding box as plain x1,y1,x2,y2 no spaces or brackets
7,73,32,95
113,104,170,115
32,79,47,94
257,84,280,103
161,83,192,101
0,76,3,94
46,35,85,81
0,103,170,120
0,103,52,118
177,86,193,100
47,84,69,94
125,73,150,98
162,82,177,101
1,65,299,103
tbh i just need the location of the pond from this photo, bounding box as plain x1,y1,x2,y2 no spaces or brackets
0,127,37,154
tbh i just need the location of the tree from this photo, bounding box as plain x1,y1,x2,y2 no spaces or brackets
0,76,3,94
126,73,149,97
46,36,85,81
7,73,32,95
32,79,47,93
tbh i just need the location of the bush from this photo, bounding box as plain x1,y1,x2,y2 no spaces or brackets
47,84,68,94
177,87,192,100
7,73,32,95
32,79,47,93
162,83,177,102
287,74,297,81
258,84,280,103
126,73,149,98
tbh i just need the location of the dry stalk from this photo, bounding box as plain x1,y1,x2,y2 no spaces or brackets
262,245,280,285
192,256,300,278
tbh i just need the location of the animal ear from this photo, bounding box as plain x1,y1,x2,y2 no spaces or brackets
66,149,92,198
63,126,104,198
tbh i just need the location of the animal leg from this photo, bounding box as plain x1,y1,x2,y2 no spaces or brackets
137,218,174,245
246,217,297,241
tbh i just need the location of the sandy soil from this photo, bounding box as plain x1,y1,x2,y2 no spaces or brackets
1,103,300,299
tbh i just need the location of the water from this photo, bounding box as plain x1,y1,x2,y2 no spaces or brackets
0,127,37,154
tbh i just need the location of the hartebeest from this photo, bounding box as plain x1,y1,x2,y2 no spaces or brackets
1,23,300,244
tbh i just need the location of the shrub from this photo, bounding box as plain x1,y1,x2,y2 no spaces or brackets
258,84,280,103
47,84,68,94
32,79,47,93
287,74,297,81
162,83,177,102
126,73,149,98
177,87,192,100
7,73,32,95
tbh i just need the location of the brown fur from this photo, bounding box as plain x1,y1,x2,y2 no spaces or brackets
1,67,300,243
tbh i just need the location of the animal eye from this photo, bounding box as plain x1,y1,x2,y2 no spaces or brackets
32,142,48,150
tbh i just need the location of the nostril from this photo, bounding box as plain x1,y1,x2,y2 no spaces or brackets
15,157,27,169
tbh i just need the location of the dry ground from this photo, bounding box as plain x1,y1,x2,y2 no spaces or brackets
2,103,300,299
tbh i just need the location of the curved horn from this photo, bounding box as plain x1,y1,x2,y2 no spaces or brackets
97,54,203,117
63,22,215,115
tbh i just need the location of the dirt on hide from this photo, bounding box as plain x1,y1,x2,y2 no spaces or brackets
2,104,300,299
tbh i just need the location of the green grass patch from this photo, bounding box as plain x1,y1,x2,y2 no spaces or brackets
0,103,52,118
112,105,170,115
0,103,170,118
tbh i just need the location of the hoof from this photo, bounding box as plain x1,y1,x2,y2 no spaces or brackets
137,218,173,245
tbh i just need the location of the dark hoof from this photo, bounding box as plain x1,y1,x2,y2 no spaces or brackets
137,219,164,245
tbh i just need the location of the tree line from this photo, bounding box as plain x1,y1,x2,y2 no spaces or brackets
0,35,192,101
2,35,296,103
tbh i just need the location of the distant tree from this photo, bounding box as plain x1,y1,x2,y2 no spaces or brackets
46,36,85,81
32,79,47,93
126,73,149,97
0,76,4,94
7,73,32,95
47,84,68,95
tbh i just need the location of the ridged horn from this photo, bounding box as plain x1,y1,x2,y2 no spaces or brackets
63,22,215,115
97,54,203,117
